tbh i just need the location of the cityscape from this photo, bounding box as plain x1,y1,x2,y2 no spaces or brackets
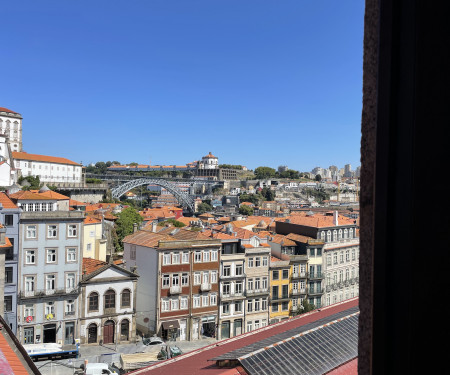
1,1,365,374
1,107,359,374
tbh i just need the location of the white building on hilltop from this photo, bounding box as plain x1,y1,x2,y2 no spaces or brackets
0,107,22,152
198,152,219,170
0,134,18,187
12,151,83,185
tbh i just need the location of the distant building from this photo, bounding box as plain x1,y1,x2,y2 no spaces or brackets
0,107,22,152
13,151,84,185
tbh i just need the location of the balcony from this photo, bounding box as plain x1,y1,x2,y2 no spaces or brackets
271,294,290,302
289,255,308,262
221,292,245,301
291,272,307,280
18,287,80,300
220,273,246,280
308,288,323,296
200,283,211,292
170,285,182,295
291,289,307,297
308,273,324,280
245,289,269,297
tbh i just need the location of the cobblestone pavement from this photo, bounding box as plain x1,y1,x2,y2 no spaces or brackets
38,337,217,374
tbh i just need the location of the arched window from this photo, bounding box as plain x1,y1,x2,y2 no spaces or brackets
121,289,131,308
327,231,331,242
349,228,354,238
88,323,97,344
120,319,130,341
344,228,348,238
333,230,337,242
338,229,343,240
320,231,325,240
104,290,116,309
88,292,99,311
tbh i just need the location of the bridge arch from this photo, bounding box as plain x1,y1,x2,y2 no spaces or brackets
110,178,195,213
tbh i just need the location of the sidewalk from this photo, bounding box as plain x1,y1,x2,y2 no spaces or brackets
38,337,217,375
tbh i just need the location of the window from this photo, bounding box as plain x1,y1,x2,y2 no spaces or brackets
248,258,254,267
130,246,136,260
171,298,179,310
46,274,56,292
235,264,243,275
333,252,338,265
210,293,217,306
47,225,57,238
222,282,230,295
223,265,231,277
66,273,75,291
262,277,268,290
66,248,76,262
282,269,289,279
46,249,56,263
203,250,210,262
104,290,116,309
45,302,55,316
254,278,261,290
181,273,189,286
222,302,230,314
121,289,131,308
87,243,92,251
194,251,202,262
255,257,261,267
26,225,37,239
272,302,279,312
210,271,217,283
194,272,201,285
172,252,180,264
193,295,200,308
68,224,77,237
172,274,179,286
202,271,209,284
254,299,260,311
161,299,170,312
25,276,35,295
5,215,13,226
182,251,189,263
163,253,171,265
272,270,279,280
235,282,243,294
352,249,356,260
24,304,34,318
247,321,252,332
247,279,253,291
262,256,268,267
202,295,209,307
262,297,268,310
66,300,75,315
162,275,170,287
340,251,344,263
25,250,36,265
272,285,279,298
327,254,332,266
89,292,99,311
4,296,12,312
282,301,289,311
247,299,253,312
5,267,13,284
235,300,242,312
317,248,322,256
180,296,188,309
211,249,218,261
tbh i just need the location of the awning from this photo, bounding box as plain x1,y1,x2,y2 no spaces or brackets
162,320,180,330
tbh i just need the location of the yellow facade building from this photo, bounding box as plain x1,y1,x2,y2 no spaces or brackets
269,256,292,323
82,216,107,262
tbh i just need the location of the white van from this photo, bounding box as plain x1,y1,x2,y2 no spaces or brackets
83,363,120,375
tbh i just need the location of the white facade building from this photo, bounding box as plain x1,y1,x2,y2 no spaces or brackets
0,134,18,187
0,107,22,152
12,152,83,185
198,152,219,170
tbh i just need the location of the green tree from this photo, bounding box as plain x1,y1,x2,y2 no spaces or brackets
95,162,107,173
261,187,275,201
254,166,276,179
295,298,315,315
239,193,263,205
115,207,143,252
239,205,254,216
19,175,41,190
197,202,213,214
158,219,186,228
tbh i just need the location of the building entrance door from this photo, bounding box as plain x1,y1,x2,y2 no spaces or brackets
65,322,75,345
88,324,97,344
221,321,230,339
234,319,242,336
43,324,56,343
24,327,34,344
103,320,115,344
179,320,186,341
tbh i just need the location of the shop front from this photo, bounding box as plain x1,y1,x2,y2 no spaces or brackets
161,320,180,341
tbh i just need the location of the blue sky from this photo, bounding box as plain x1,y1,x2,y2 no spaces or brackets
1,0,364,172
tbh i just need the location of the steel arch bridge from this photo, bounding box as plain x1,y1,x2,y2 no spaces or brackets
110,178,196,212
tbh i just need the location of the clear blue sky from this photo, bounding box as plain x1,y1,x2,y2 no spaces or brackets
1,0,364,172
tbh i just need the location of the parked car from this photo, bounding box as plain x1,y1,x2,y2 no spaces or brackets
81,363,120,375
143,336,164,346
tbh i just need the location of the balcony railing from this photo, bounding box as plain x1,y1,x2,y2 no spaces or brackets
308,288,323,296
291,289,307,296
245,289,269,297
308,272,324,280
170,285,182,295
221,292,245,300
291,273,307,280
18,287,80,299
200,283,211,292
271,294,290,302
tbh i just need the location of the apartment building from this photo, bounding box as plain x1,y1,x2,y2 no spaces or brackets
276,211,358,308
217,236,245,340
269,256,291,323
0,193,21,333
83,216,107,262
79,258,138,345
11,190,85,345
242,235,270,333
123,228,221,341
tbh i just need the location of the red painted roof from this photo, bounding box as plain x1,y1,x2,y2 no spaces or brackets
129,299,359,375
0,192,18,209
0,107,18,114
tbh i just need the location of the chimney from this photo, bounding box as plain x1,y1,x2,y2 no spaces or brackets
333,210,339,226
151,221,157,233
133,223,138,233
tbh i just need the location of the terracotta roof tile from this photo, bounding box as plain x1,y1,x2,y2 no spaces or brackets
82,257,108,275
0,192,18,209
12,151,80,166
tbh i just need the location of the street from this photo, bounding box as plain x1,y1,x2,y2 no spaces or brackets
38,337,217,374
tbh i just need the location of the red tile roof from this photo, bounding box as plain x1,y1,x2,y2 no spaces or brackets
12,151,80,166
0,107,19,114
0,192,18,209
129,299,359,375
82,257,108,275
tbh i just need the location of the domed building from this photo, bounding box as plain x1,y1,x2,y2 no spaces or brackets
198,152,219,170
